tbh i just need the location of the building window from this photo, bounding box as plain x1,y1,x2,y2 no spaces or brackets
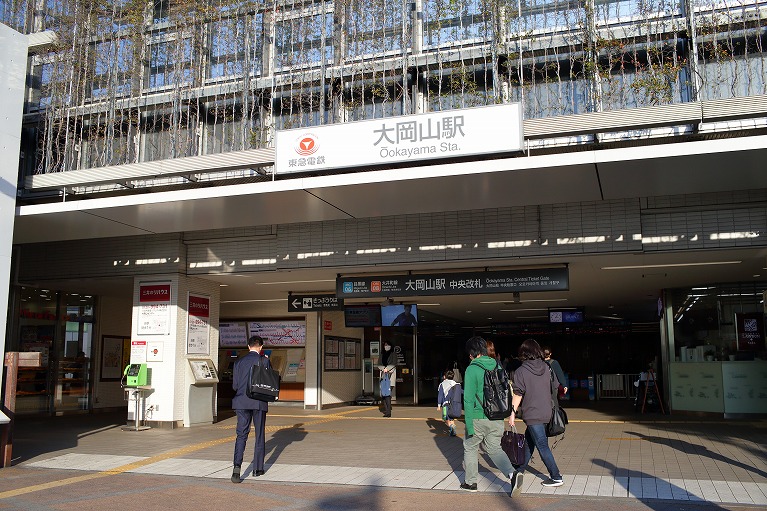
90,38,133,99
345,0,407,58
147,36,195,89
209,12,263,80
423,0,488,48
275,9,333,69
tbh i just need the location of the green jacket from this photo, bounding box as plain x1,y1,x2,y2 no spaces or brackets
462,355,498,436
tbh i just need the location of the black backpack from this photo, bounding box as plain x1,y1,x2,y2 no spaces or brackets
483,363,512,420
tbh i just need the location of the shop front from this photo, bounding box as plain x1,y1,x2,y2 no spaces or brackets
665,282,767,416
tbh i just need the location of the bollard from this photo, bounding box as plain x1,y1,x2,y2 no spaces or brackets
1,352,19,468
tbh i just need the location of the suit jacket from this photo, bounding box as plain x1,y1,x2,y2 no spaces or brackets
232,350,270,411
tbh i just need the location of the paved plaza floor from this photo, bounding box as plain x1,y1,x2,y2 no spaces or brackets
1,400,765,510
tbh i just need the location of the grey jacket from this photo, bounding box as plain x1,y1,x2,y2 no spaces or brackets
511,359,559,425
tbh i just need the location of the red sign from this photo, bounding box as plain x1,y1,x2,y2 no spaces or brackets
140,284,171,303
324,320,333,331
188,294,210,317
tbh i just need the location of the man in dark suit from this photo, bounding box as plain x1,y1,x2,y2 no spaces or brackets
231,335,271,483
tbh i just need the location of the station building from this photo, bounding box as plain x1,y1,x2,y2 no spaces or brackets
1,0,767,426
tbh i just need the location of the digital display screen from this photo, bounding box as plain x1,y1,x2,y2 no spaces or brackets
381,304,418,327
549,309,584,323
344,305,382,327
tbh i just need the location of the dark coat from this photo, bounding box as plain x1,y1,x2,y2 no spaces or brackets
232,350,271,411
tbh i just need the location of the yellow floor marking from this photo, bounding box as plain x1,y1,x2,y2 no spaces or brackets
1,407,379,499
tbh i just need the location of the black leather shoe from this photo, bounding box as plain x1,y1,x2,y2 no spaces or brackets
254,469,265,477
231,466,241,483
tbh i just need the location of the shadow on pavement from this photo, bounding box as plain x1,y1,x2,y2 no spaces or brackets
426,417,463,471
265,422,308,468
595,458,730,509
10,411,126,464
625,430,767,480
313,481,383,510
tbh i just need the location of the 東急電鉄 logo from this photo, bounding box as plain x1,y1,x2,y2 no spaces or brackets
295,133,319,156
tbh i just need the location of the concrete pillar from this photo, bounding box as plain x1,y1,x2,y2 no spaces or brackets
129,274,220,427
0,26,27,358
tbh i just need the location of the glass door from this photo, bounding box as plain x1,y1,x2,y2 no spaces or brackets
381,327,416,404
54,294,95,413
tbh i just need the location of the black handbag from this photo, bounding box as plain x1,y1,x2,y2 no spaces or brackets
545,366,568,437
246,356,281,402
501,426,526,465
546,405,567,437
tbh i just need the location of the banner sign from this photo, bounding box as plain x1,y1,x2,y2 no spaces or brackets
187,293,210,355
288,293,344,312
138,281,171,335
274,103,523,174
337,268,569,298
735,312,764,351
248,321,306,347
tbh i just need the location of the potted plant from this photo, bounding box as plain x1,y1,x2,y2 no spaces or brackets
704,349,715,362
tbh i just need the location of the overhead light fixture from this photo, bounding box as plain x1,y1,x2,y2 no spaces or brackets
220,299,287,304
480,298,567,304
254,279,336,285
416,303,440,306
602,261,741,270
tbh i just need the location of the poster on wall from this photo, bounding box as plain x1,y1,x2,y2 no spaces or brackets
219,322,248,347
247,321,306,347
100,335,127,381
138,282,172,335
735,312,764,351
187,293,210,355
131,340,148,364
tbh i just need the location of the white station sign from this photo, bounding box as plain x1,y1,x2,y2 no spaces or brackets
274,103,523,174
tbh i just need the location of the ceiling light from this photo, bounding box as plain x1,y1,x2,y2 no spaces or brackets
254,279,336,285
220,299,287,304
602,261,741,270
416,303,440,306
480,298,567,304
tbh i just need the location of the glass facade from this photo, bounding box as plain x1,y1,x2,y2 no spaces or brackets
11,287,95,415
11,0,764,177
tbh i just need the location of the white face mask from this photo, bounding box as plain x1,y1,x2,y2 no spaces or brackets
384,346,391,351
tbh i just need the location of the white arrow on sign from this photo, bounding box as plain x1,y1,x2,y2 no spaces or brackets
291,299,301,309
